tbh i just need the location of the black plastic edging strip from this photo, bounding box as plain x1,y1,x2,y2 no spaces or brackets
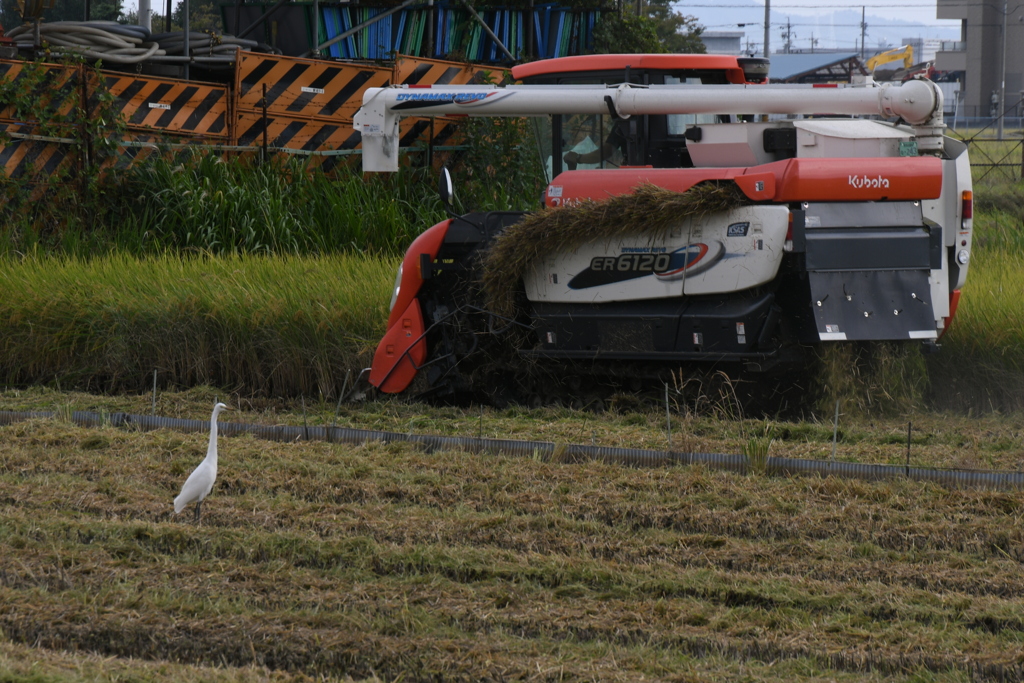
1,410,1022,491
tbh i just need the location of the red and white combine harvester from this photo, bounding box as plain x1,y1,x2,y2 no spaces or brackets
354,54,973,405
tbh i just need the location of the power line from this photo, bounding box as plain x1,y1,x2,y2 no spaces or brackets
704,20,1014,27
675,1,994,7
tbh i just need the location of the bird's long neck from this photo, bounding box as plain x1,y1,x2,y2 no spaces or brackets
207,411,219,466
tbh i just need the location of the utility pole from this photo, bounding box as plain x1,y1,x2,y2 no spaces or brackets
860,7,867,60
999,0,1008,139
781,19,794,54
763,0,770,57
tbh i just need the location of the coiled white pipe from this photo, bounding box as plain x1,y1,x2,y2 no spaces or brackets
7,21,257,65
8,21,163,63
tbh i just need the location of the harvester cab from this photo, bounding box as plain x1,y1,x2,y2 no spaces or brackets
513,54,771,178
354,53,972,407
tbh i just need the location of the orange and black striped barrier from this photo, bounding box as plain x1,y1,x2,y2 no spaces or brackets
235,52,391,123
91,71,230,140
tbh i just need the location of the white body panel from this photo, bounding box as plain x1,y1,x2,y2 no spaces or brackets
523,206,790,303
793,119,913,158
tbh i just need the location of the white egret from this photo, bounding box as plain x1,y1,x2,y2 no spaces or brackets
174,402,231,523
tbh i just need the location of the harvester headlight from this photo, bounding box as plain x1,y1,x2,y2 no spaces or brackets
957,249,970,265
389,264,403,312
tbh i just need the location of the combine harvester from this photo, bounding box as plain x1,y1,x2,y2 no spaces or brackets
356,54,974,407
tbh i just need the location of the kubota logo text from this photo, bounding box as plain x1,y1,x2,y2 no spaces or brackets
848,174,890,189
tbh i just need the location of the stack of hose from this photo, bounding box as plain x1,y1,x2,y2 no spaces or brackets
7,20,264,66
150,30,259,58
8,21,161,63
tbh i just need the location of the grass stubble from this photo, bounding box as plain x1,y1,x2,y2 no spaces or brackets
2,389,1024,681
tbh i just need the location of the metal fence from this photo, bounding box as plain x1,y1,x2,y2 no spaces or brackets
946,117,1024,183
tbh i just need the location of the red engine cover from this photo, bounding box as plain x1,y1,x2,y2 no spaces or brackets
544,157,944,207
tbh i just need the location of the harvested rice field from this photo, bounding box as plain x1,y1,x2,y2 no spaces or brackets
2,388,1024,682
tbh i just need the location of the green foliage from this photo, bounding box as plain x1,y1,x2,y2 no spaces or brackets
592,10,666,54
0,58,128,248
646,0,706,53
925,203,1024,412
457,115,546,212
173,0,223,33
111,153,447,255
972,182,1024,247
592,2,705,54
0,0,121,26
743,436,773,474
0,152,451,257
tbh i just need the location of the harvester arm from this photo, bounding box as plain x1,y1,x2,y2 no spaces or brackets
354,79,944,172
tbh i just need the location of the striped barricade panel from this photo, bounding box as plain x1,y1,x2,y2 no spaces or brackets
91,72,230,139
393,55,503,86
0,59,81,133
392,56,492,153
0,123,77,200
231,114,463,173
95,132,181,173
235,52,391,122
234,114,461,153
234,111,361,152
401,117,462,149
0,124,75,182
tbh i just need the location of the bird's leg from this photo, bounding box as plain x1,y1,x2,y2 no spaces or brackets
194,500,202,524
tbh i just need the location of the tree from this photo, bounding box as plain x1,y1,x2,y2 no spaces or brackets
592,10,665,54
646,0,705,53
172,0,222,33
1,0,122,29
592,0,705,55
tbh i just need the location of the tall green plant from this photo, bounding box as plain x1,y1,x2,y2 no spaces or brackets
0,151,455,257
457,116,546,213
107,154,449,255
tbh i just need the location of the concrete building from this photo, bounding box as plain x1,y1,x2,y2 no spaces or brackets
900,38,942,65
700,31,744,55
935,0,1020,119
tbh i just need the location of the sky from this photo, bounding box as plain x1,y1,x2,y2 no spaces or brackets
119,0,960,56
673,0,962,53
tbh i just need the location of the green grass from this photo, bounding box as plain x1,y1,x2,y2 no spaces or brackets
0,252,395,396
1,155,454,258
0,139,547,259
923,197,1024,412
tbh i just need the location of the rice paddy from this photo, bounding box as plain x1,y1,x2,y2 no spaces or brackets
1,195,1022,412
0,252,393,397
1,138,1024,681
2,389,1024,681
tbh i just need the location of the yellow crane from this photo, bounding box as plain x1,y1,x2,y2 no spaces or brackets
866,45,914,73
